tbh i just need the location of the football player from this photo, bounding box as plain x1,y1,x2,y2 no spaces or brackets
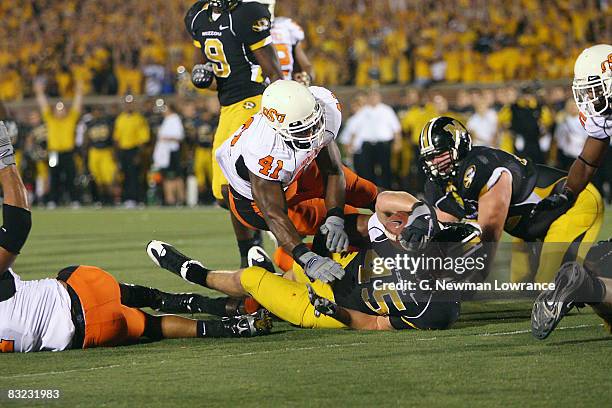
258,0,313,84
216,80,379,283
418,116,603,283
185,0,284,268
147,194,478,330
529,44,611,233
531,238,612,339
0,124,271,353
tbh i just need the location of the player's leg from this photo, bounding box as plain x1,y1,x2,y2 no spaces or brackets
534,184,604,283
146,241,344,328
124,307,271,340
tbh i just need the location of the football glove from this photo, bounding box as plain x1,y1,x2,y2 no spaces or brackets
222,310,272,337
0,121,15,169
399,201,440,251
293,71,311,87
191,63,214,89
297,251,345,283
320,215,349,253
307,284,338,317
527,187,576,239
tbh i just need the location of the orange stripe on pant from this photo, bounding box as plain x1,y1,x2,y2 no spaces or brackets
66,266,146,348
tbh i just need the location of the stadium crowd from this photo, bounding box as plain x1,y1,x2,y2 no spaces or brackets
5,81,612,208
0,0,610,100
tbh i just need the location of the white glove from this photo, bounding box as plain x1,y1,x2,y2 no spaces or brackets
297,251,345,283
0,121,15,169
320,215,349,253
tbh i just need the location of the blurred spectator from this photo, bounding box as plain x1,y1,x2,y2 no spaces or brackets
554,99,587,170
23,111,49,205
113,96,150,207
498,85,553,164
84,106,117,205
351,89,401,188
339,92,367,174
34,79,83,208
467,96,498,147
182,101,217,204
153,102,184,205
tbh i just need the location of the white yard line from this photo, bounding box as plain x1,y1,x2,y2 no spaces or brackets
479,323,602,337
0,364,125,379
222,342,366,358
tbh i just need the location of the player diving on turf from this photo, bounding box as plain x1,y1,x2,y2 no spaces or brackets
147,191,484,331
0,121,271,353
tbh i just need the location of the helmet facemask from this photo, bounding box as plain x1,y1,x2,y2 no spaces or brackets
278,102,326,151
421,146,460,183
572,75,612,117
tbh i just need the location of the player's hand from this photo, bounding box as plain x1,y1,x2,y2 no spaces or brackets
527,188,576,239
191,63,214,89
298,251,345,283
0,121,16,169
399,201,440,250
307,284,338,317
293,71,311,86
320,215,349,253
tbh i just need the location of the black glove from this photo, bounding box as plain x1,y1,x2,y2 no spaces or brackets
527,187,576,239
399,201,441,251
191,64,214,89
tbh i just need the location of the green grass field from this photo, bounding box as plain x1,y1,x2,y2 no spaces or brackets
2,207,611,407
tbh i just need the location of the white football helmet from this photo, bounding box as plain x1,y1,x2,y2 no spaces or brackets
261,80,325,151
572,43,612,117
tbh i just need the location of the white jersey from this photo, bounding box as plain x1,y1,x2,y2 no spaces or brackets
579,110,612,140
0,270,74,352
217,86,342,200
271,17,305,79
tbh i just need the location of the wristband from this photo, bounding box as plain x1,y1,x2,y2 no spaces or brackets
292,243,311,267
0,204,31,254
562,186,576,204
326,207,344,219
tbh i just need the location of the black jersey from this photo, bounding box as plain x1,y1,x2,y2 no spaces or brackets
425,146,567,240
331,216,461,330
184,116,217,148
86,117,114,149
185,1,272,106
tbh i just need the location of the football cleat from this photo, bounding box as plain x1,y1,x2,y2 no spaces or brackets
222,309,272,337
531,262,588,340
247,245,276,274
147,240,204,281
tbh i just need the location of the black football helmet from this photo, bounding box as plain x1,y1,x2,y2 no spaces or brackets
419,116,472,183
209,0,241,11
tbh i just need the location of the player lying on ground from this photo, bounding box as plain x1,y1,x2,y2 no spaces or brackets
531,237,612,340
147,193,482,330
0,124,271,353
418,116,603,283
216,80,379,285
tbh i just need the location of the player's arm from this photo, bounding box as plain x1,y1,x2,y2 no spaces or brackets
476,172,512,242
374,190,418,225
253,44,283,83
292,41,313,85
0,122,31,272
315,142,351,253
249,172,345,283
565,136,609,196
250,172,302,253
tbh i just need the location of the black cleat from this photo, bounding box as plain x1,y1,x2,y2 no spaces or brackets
147,240,204,279
222,309,272,337
247,245,276,274
531,262,588,340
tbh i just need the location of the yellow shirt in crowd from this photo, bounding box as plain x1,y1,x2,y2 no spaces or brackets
113,112,150,150
42,107,80,152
